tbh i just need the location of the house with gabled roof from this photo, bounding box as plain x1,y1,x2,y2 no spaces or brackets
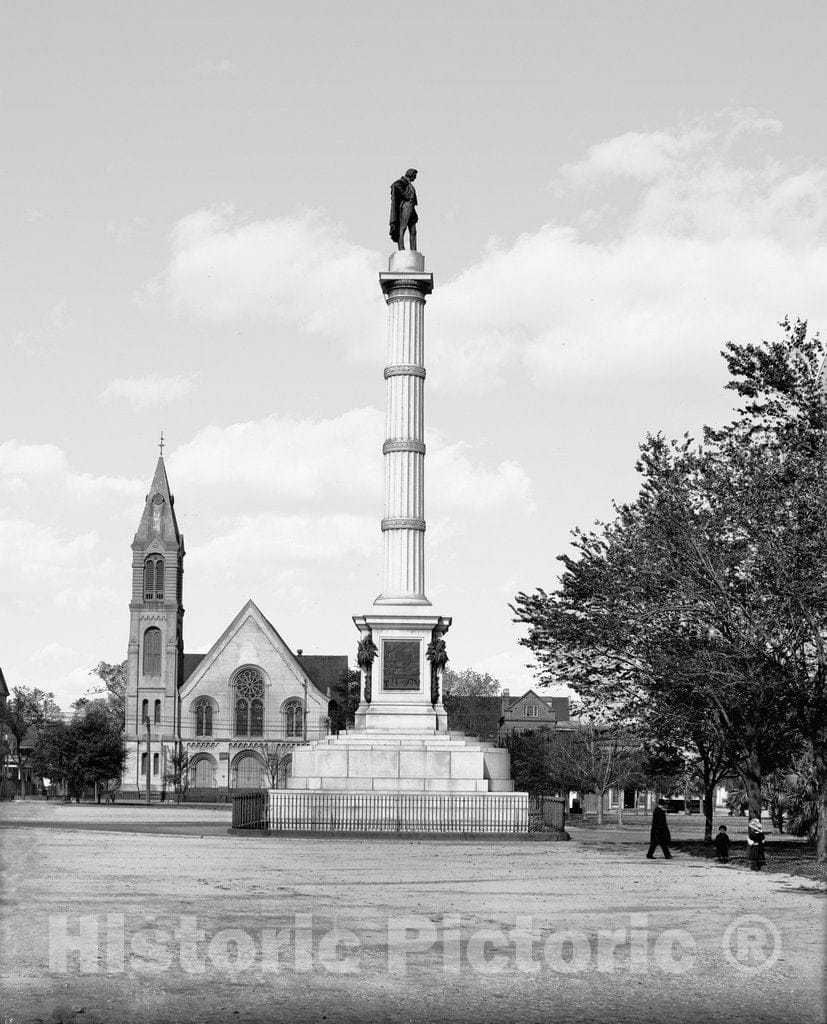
120,456,346,798
499,688,571,736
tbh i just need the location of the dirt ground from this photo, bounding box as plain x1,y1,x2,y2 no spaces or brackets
0,802,824,1024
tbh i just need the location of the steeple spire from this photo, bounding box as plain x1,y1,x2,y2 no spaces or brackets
133,452,181,546
158,430,165,458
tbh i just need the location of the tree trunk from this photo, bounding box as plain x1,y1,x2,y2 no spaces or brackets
703,787,714,844
617,791,623,827
595,790,604,825
813,745,827,865
739,747,763,822
14,756,25,800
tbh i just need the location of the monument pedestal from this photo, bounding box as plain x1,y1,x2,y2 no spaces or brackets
352,609,449,734
268,248,527,833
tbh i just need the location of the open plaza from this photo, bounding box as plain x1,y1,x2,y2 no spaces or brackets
1,801,824,1024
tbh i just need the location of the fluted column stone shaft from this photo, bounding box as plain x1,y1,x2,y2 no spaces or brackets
377,252,433,605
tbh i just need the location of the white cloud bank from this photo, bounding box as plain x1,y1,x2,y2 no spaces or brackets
170,408,534,516
155,111,827,394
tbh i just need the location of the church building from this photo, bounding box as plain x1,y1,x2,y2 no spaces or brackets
120,455,347,799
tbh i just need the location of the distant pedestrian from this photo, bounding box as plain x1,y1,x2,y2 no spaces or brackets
747,818,766,871
714,824,730,863
646,799,672,859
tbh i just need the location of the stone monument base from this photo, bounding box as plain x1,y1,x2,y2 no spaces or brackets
271,729,528,833
287,730,516,793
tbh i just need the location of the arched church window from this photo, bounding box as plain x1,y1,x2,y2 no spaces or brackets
191,755,216,789
144,557,164,601
143,628,162,676
195,699,214,737
283,699,304,739
141,699,149,725
234,753,263,788
233,668,265,737
154,700,161,725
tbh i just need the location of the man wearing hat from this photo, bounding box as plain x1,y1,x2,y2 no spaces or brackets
646,799,673,859
389,169,419,250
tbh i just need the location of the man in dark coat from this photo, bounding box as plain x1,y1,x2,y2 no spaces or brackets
389,169,418,250
646,799,672,859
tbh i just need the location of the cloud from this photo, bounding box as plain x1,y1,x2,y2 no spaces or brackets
0,441,143,502
98,374,197,409
157,205,384,358
431,443,535,513
153,112,827,396
171,409,534,516
30,643,79,662
190,513,377,569
441,110,827,390
0,519,98,580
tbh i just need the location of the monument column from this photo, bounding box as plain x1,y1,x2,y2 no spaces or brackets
352,249,450,733
377,250,431,604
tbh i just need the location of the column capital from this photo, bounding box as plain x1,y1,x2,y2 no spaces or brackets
379,272,433,298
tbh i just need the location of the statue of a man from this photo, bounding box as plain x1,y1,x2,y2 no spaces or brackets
389,168,418,251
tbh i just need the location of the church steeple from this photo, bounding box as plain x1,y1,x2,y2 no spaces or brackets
123,449,186,792
132,456,181,548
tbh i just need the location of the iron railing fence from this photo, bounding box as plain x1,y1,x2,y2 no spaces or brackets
528,795,566,832
232,791,269,829
266,791,529,834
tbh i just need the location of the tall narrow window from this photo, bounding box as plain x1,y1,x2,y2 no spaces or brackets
250,698,263,736
154,699,161,725
235,698,248,736
143,628,162,676
141,752,147,773
233,668,264,736
141,699,149,725
195,699,214,737
283,699,303,738
152,752,159,776
144,557,165,601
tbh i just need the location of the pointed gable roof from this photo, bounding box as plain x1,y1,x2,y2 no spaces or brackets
178,598,330,702
0,666,9,702
132,456,182,549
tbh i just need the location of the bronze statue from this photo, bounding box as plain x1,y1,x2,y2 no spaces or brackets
389,169,418,250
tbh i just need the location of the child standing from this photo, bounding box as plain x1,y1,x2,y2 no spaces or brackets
747,818,766,871
714,824,730,863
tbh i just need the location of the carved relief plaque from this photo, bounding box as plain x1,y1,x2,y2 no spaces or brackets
382,640,421,691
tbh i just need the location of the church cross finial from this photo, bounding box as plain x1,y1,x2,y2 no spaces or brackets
159,430,165,457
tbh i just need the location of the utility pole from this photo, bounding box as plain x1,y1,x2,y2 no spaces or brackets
144,715,151,807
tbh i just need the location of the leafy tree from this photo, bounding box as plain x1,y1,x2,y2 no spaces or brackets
0,686,62,798
442,667,504,738
499,731,545,798
327,668,360,734
784,753,819,843
443,667,501,697
30,701,125,802
514,320,827,858
77,661,126,730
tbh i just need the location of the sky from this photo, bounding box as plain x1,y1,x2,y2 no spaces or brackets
2,2,827,708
